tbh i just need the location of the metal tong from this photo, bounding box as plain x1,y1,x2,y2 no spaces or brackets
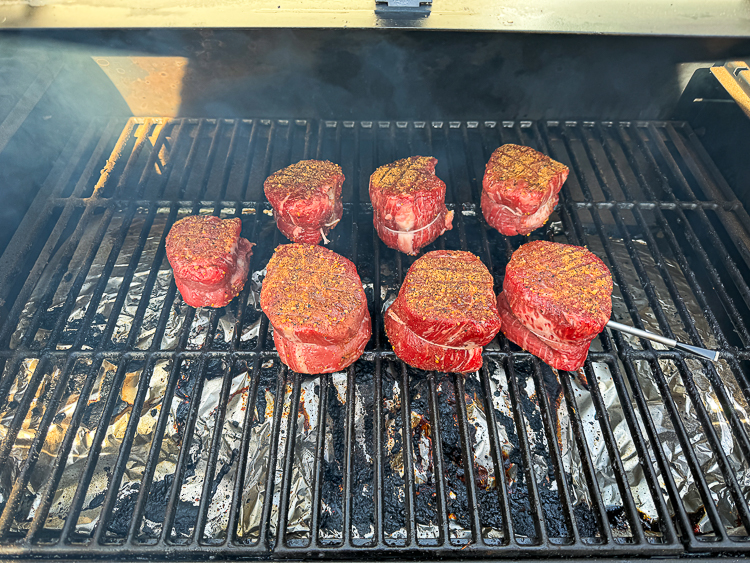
606,320,720,362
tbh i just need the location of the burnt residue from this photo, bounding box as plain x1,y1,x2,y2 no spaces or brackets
381,361,407,541
436,374,471,539
319,373,345,541
489,384,537,539
462,374,504,537
350,360,375,542
407,369,438,542
513,357,572,539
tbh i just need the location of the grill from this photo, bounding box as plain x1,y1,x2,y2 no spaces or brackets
1,116,750,560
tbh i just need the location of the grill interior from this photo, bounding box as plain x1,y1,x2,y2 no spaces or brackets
2,117,750,559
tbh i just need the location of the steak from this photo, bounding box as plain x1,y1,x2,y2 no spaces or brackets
261,243,371,374
482,144,569,236
264,160,345,244
166,215,254,308
497,240,612,370
384,250,501,372
370,156,454,255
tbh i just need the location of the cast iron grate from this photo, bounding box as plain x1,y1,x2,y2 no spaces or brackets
1,118,750,560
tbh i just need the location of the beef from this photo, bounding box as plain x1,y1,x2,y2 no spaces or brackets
264,160,345,244
384,250,501,373
370,156,454,255
260,243,371,374
497,240,612,371
166,215,254,308
496,293,590,370
482,144,569,236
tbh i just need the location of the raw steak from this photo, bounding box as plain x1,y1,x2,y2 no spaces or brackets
261,243,371,374
496,293,590,371
384,250,501,372
166,215,254,308
482,144,568,236
497,240,612,370
370,156,453,255
264,160,345,244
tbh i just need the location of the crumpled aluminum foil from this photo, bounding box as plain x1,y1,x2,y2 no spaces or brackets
1,205,748,544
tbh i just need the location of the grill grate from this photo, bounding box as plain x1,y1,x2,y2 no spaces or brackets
1,117,750,560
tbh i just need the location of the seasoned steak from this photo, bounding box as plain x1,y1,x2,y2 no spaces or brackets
370,156,453,255
264,160,344,244
497,240,612,370
385,250,501,372
166,215,254,308
496,292,590,371
482,144,568,236
261,244,371,374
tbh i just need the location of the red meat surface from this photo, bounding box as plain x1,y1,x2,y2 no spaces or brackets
497,240,612,370
166,215,254,308
496,293,590,371
264,160,344,244
482,144,568,236
384,250,501,373
370,156,453,255
261,243,371,374
274,315,372,374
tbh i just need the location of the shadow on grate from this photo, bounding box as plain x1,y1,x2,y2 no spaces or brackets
0,118,750,560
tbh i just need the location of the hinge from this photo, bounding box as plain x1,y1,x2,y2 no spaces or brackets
375,0,431,14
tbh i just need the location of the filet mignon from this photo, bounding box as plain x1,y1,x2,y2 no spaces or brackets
264,160,345,244
166,215,254,308
384,250,501,373
370,156,453,255
482,144,568,236
261,243,371,374
497,240,612,370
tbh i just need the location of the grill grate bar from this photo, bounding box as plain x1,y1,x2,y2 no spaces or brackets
19,206,116,350
225,354,262,544
478,364,514,543
536,122,661,542
454,373,488,545
602,125,750,348
0,119,98,314
426,373,451,546
527,360,583,544
92,357,182,545
21,356,107,543
503,357,550,545
579,126,750,504
642,125,750,337
554,359,614,545
674,355,750,535
3,119,750,560
398,364,418,546
125,356,209,545
596,346,679,544
192,357,241,544
56,358,131,544
253,365,288,549
543,122,733,544
0,356,75,537
0,119,121,348
308,371,330,547
582,360,648,544
276,370,303,549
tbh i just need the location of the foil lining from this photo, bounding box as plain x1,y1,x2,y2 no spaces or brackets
1,205,749,544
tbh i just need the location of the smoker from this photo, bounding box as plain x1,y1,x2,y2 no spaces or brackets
0,7,750,561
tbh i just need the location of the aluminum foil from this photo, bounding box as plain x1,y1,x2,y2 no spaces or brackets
1,203,749,544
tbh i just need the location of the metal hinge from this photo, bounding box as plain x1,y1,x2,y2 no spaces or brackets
375,0,431,13
710,60,750,119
